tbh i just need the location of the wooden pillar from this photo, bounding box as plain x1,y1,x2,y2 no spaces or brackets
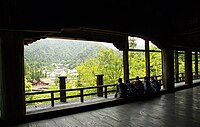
123,37,129,82
0,31,25,123
58,76,67,102
96,74,104,97
195,52,198,79
174,50,179,82
185,51,193,85
162,49,174,91
145,40,150,78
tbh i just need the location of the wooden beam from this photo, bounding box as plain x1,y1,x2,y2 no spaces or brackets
185,51,193,85
123,37,129,82
162,49,174,91
0,31,26,123
145,40,150,78
175,50,179,82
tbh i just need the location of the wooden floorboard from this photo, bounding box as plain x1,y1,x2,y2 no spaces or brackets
10,86,200,127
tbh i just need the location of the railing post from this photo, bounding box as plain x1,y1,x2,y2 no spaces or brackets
58,76,67,102
104,86,107,98
51,92,54,107
96,74,104,97
80,88,84,103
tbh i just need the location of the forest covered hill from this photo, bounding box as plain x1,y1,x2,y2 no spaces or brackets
24,38,105,69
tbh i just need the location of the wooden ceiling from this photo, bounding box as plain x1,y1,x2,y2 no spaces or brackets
1,1,200,50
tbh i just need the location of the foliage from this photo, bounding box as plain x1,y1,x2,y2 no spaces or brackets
178,52,185,73
25,78,32,92
24,39,102,81
24,39,101,69
149,46,162,76
129,52,146,79
129,44,162,79
128,36,137,49
76,48,123,86
25,63,44,81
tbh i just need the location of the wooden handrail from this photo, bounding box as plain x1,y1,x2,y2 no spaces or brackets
25,84,116,95
25,72,200,107
130,72,197,83
25,84,116,107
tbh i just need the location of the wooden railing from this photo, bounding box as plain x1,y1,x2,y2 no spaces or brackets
130,72,199,85
25,84,116,107
174,72,199,82
26,72,200,107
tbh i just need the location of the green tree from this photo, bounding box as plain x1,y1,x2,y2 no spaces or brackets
25,78,32,92
149,46,162,76
129,45,162,79
76,48,123,87
179,52,185,73
128,36,137,49
129,52,146,79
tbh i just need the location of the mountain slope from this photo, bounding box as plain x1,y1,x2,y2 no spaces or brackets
24,38,104,68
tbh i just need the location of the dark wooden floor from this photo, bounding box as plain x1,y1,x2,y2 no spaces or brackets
13,86,200,126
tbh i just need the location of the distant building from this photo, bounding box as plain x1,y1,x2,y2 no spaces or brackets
67,68,78,80
32,78,55,91
68,68,78,74
32,78,54,86
50,69,66,78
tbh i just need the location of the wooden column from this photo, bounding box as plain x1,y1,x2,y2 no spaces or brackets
123,37,129,82
0,32,25,123
174,50,179,82
96,74,104,97
58,76,67,102
195,52,198,79
145,40,150,78
185,51,193,85
162,49,174,91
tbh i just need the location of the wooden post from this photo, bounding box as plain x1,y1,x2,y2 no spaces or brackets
96,74,104,97
162,49,174,91
185,51,193,85
161,50,164,87
58,76,67,102
145,40,150,78
104,86,108,98
51,92,55,107
80,88,84,102
0,32,26,123
123,37,129,82
195,52,198,79
174,50,179,82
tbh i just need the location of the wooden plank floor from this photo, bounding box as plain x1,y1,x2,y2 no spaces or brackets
15,85,200,127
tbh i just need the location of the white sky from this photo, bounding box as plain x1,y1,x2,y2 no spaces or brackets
43,37,156,50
